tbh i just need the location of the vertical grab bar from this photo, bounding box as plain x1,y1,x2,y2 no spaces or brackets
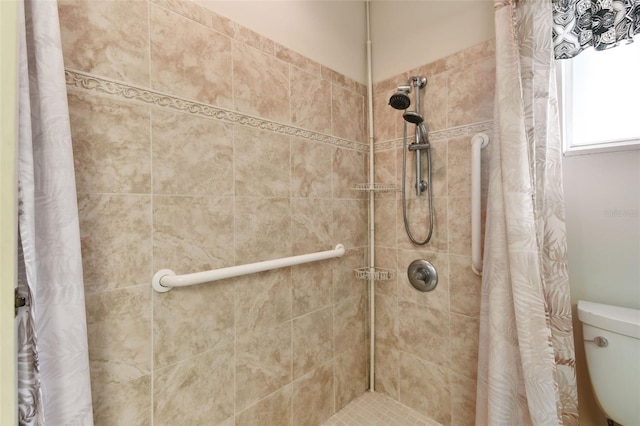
471,133,489,276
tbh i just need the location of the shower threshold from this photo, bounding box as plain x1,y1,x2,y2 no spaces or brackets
322,391,443,426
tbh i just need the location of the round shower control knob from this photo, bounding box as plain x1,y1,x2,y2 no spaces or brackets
407,259,438,292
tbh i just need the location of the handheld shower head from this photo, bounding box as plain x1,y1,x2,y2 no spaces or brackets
403,111,424,124
389,91,411,110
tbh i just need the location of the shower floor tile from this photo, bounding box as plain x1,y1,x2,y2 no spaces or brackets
322,391,442,426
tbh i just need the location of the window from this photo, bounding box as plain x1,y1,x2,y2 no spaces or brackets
558,40,640,155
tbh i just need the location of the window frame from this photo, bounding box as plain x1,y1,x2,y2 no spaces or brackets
557,50,640,157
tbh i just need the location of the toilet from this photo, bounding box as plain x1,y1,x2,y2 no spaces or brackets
577,300,640,425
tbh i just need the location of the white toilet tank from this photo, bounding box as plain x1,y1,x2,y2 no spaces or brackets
577,300,640,425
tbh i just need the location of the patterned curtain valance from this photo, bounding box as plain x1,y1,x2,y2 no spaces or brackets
552,0,640,59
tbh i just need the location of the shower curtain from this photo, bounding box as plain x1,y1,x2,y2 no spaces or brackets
476,0,578,424
17,0,93,424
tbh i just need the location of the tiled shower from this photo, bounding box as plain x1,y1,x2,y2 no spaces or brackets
59,1,493,424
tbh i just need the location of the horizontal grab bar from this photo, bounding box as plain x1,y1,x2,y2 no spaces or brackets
152,244,345,292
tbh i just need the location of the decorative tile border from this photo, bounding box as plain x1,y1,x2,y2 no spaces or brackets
65,69,368,153
374,120,493,151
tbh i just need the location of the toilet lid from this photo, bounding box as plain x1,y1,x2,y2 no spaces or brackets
578,300,640,339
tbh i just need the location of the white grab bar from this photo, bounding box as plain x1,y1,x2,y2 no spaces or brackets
152,244,345,292
471,133,489,276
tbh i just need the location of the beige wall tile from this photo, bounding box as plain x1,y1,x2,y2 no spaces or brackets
398,301,450,369
444,50,467,73
291,198,332,254
68,92,151,194
396,141,447,200
448,196,471,256
375,294,398,348
150,0,219,32
374,343,399,400
236,385,293,426
397,249,450,313
481,139,491,198
448,57,495,128
276,45,321,76
451,372,477,426
290,67,331,134
235,24,275,54
464,39,496,67
91,375,151,426
392,147,403,192
150,4,233,108
292,307,333,379
373,89,400,142
235,197,291,264
332,148,367,199
397,140,417,198
153,196,234,274
58,0,149,86
332,247,366,304
291,137,333,199
153,344,234,425
375,74,405,93
449,254,482,317
153,280,234,369
233,41,290,123
219,416,235,426
399,352,451,425
292,261,333,318
207,8,237,38
321,66,352,91
234,126,290,197
332,198,367,249
423,73,447,133
373,247,398,298
236,322,292,411
397,197,448,252
292,363,335,426
415,59,446,81
334,346,368,412
235,268,292,334
86,285,151,384
430,140,448,198
65,3,499,424
152,110,233,196
334,295,366,355
450,313,480,381
78,194,151,293
331,84,365,143
374,149,397,199
447,135,472,197
375,198,397,248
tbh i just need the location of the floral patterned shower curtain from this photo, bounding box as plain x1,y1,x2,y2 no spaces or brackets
17,0,93,423
553,0,640,59
476,0,578,424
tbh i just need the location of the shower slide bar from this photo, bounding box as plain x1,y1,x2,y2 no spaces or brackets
471,133,489,276
152,244,345,292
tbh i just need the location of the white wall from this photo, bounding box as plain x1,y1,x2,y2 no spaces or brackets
195,1,495,84
563,150,640,309
563,149,639,424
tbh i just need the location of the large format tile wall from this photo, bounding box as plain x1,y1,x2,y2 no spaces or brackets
372,40,495,426
58,1,369,424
